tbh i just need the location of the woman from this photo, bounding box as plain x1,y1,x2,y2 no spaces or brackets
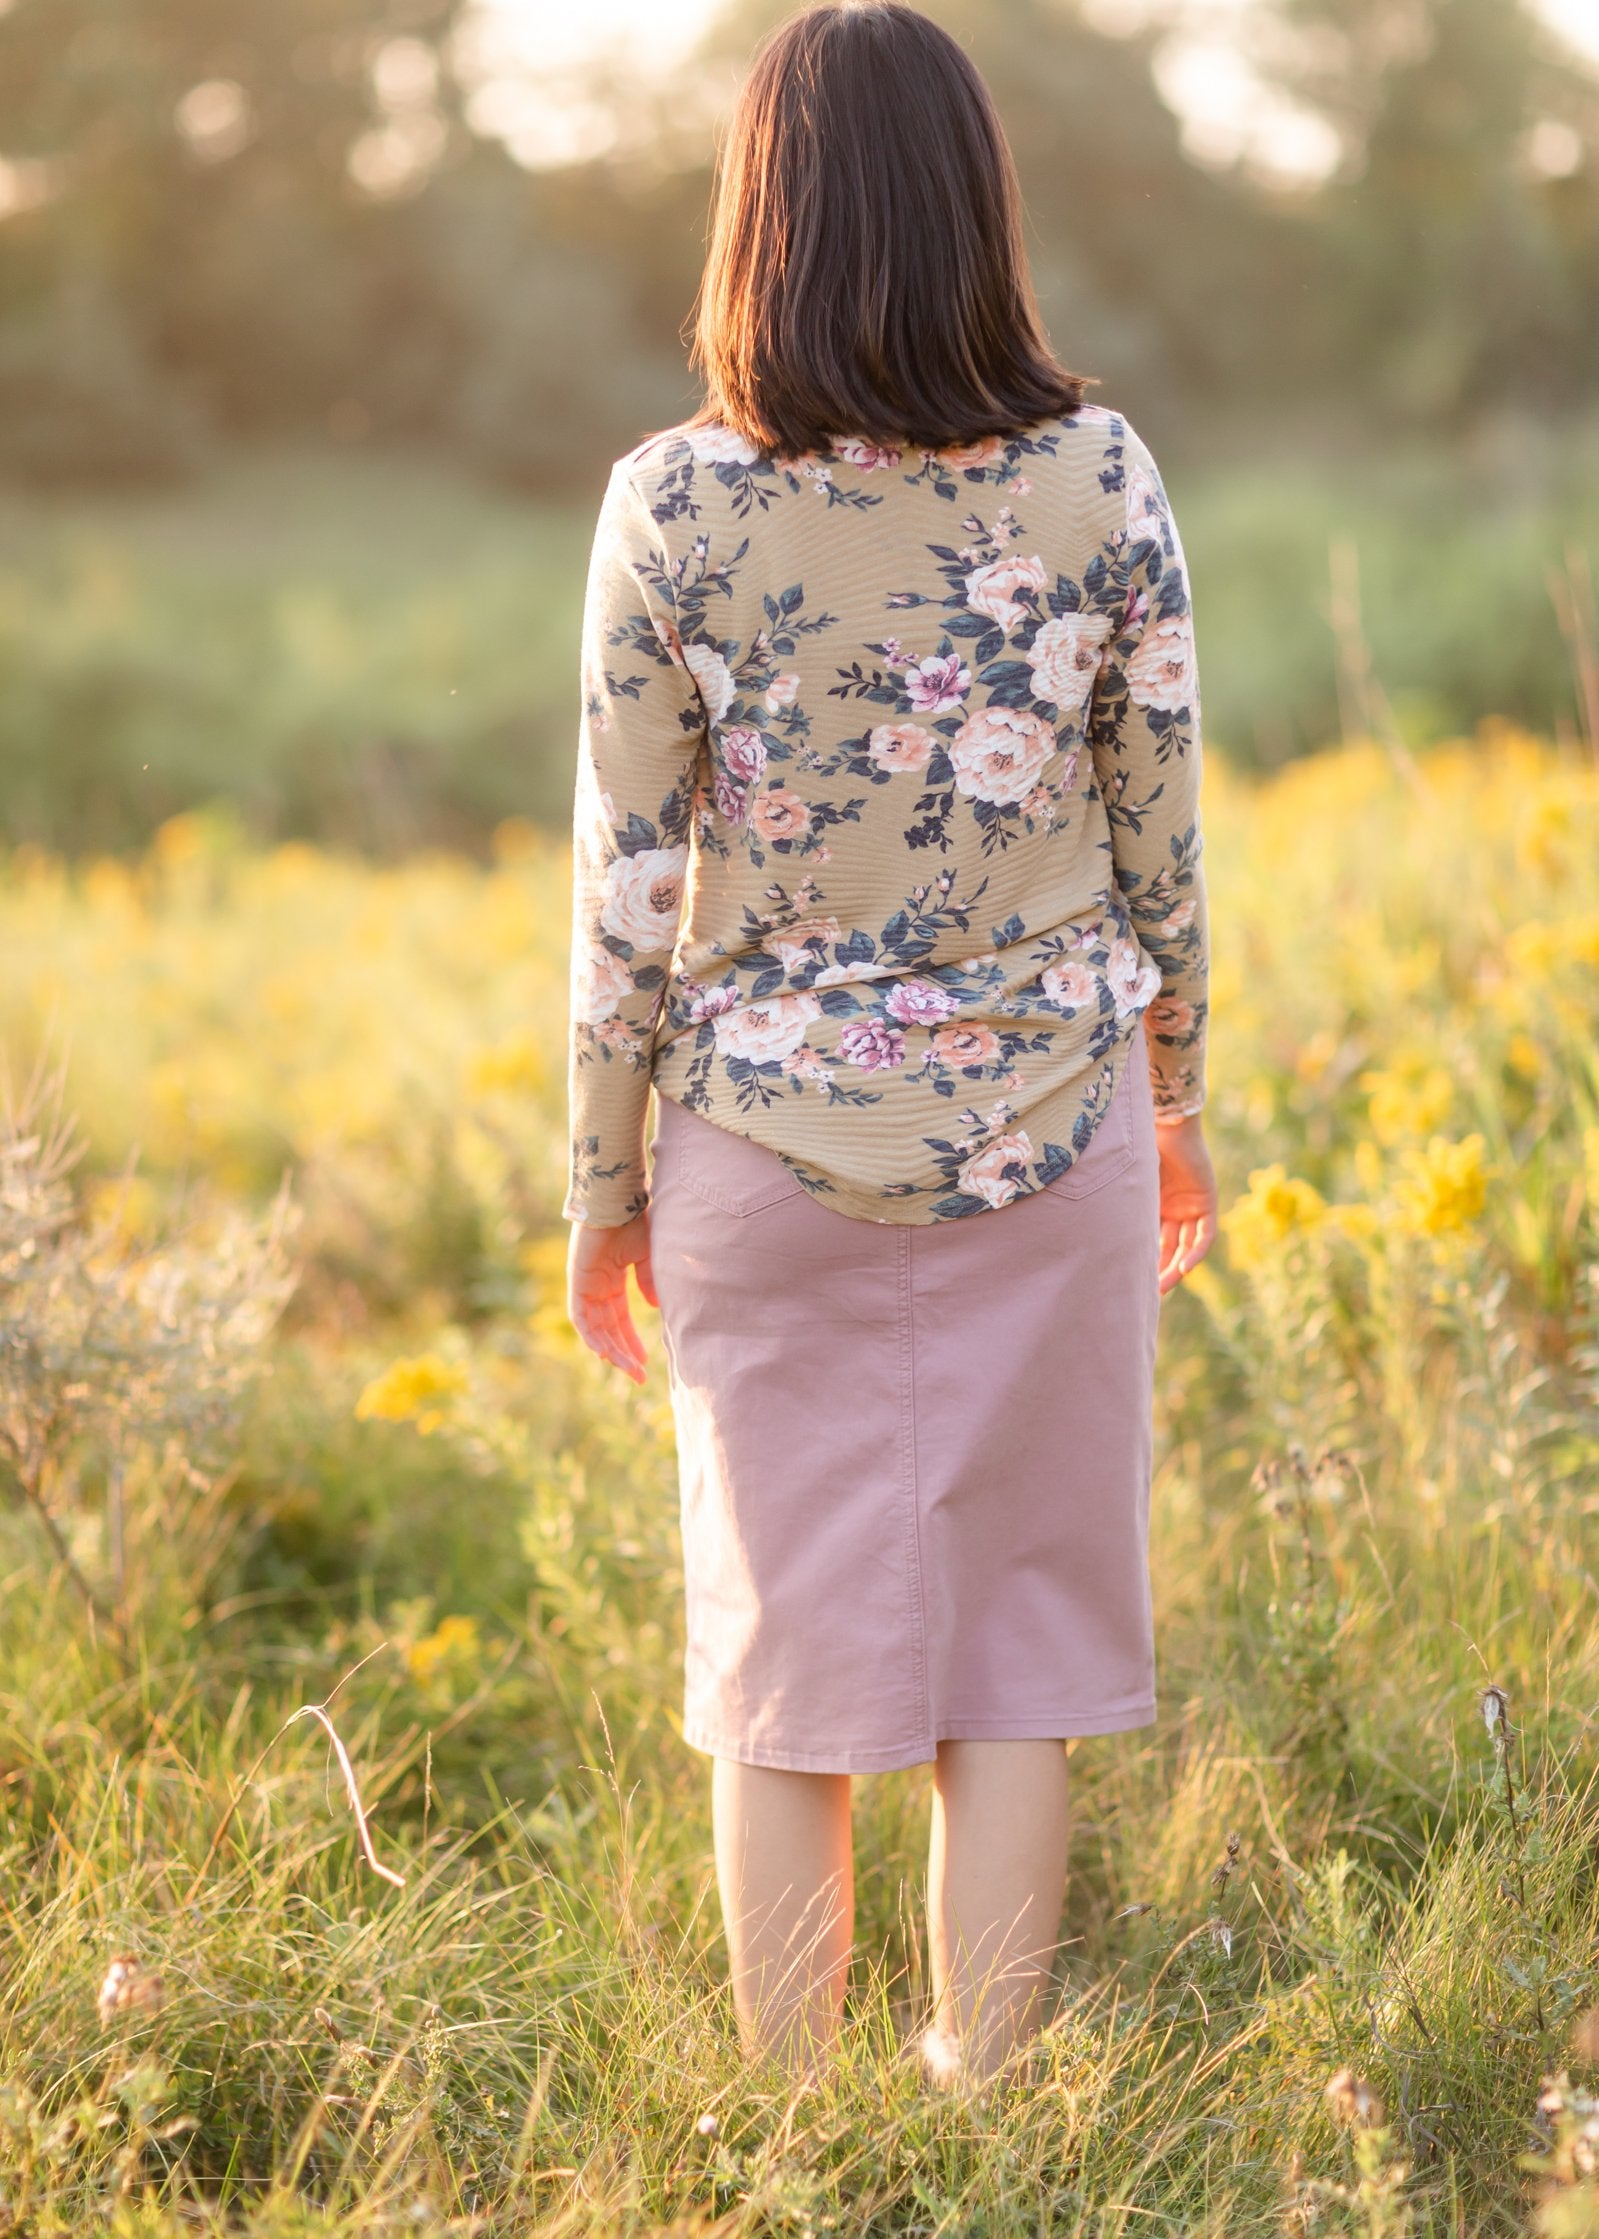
564,0,1217,2089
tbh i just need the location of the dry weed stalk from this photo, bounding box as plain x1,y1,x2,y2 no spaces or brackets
0,1040,299,1637
1547,543,1599,763
194,1651,407,1894
1324,536,1432,802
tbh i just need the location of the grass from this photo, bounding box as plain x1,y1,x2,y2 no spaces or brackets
1,726,1599,2232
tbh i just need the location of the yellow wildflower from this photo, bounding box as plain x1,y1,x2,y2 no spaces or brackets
1494,910,1599,982
1220,1163,1328,1270
1504,1033,1543,1080
1516,793,1570,880
152,811,206,868
406,1614,481,1686
1293,1028,1340,1087
467,1031,546,1098
1393,1133,1491,1237
1322,1202,1381,1243
1358,1062,1454,1146
491,816,542,864
355,1353,469,1435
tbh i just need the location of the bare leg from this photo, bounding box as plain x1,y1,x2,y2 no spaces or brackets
924,1739,1071,2086
712,1757,854,2078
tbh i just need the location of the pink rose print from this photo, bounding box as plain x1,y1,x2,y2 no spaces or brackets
687,981,740,1020
963,553,1048,632
836,439,902,471
767,915,842,971
574,945,636,1024
763,671,801,711
958,1131,1034,1209
1126,612,1197,715
884,978,962,1027
948,706,1056,807
1041,957,1097,1012
814,959,890,988
938,436,1005,469
1145,995,1195,1036
713,990,822,1063
683,640,736,724
1161,900,1198,935
838,1019,907,1071
902,653,971,714
687,424,759,466
1124,458,1167,542
720,726,768,782
1107,933,1162,1018
1026,613,1112,715
598,845,687,950
749,788,813,843
930,1024,1001,1069
867,722,936,773
714,771,749,823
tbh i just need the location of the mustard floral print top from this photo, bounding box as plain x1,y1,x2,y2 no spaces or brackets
564,402,1209,1227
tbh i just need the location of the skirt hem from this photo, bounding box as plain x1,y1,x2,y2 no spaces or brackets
682,1699,1157,1774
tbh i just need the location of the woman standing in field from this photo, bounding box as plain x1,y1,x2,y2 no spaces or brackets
564,0,1217,2088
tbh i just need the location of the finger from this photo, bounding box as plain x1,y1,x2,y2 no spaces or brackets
610,1298,647,1379
595,1295,646,1383
633,1246,659,1310
1183,1213,1216,1271
574,1280,631,1369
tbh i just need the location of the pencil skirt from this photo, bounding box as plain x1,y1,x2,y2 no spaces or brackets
646,1049,1164,1774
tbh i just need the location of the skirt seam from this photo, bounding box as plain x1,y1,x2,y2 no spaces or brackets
898,1226,931,1739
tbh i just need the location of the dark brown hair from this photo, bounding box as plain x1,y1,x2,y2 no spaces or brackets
686,1,1091,460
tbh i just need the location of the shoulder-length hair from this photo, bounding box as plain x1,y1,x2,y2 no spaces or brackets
686,1,1091,460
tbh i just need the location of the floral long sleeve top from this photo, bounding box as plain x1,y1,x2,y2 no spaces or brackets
564,402,1208,1227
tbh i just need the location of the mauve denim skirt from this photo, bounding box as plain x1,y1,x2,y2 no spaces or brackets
646,1047,1163,1774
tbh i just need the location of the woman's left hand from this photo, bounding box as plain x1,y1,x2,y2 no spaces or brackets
567,1213,657,1384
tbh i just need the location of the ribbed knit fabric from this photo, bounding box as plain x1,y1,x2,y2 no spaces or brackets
565,402,1208,1227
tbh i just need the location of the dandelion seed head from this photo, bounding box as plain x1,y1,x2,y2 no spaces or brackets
1325,2066,1384,2128
96,1955,164,2028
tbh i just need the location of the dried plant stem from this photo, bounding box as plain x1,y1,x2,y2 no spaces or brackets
1325,535,1433,801
5,1451,129,1656
1497,1722,1532,1918
1547,542,1599,763
193,1655,407,1895
284,1704,407,1889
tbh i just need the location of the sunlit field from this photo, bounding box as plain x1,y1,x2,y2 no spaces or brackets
3,724,1599,2235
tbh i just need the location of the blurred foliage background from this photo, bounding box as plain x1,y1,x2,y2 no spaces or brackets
2,0,1598,850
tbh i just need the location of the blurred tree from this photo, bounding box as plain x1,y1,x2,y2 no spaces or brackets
0,0,1595,484
1258,0,1599,423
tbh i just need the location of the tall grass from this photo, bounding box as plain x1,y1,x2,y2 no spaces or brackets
1,726,1598,2232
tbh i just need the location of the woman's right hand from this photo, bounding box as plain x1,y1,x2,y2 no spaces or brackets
1153,1115,1217,1295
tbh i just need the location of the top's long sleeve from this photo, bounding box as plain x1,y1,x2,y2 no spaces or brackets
1088,427,1210,1119
564,463,706,1226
